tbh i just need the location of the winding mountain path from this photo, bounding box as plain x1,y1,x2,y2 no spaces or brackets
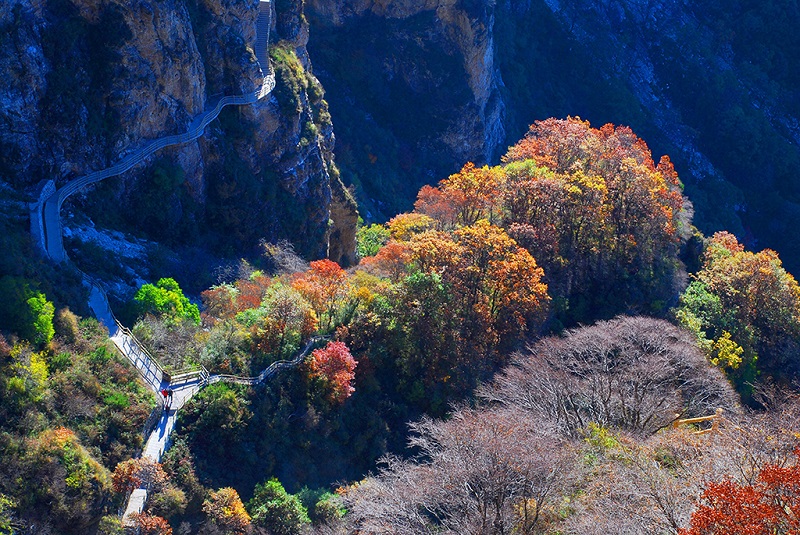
38,0,275,263
22,0,318,524
121,336,322,521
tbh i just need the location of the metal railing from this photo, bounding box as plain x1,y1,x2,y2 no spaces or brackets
41,0,275,263
114,322,166,390
208,336,325,386
672,408,724,435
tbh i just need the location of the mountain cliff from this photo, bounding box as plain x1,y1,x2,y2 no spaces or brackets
305,0,505,220
3,0,798,280
306,0,800,271
0,0,357,284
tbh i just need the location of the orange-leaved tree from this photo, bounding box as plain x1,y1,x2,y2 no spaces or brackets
415,162,506,228
292,259,348,330
392,222,549,384
680,447,800,535
201,283,238,325
307,341,358,404
502,117,687,322
360,241,412,281
112,457,168,494
234,273,274,313
250,283,317,358
450,221,549,340
203,487,251,534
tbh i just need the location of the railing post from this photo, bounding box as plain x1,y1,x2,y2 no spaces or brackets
711,408,723,433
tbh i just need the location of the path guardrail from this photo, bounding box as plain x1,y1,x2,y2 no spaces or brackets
208,336,326,386
672,408,724,435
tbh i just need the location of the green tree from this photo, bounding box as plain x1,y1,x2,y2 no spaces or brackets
0,494,18,535
0,277,54,346
248,478,310,535
675,232,800,392
180,384,251,457
26,292,55,346
356,223,390,258
133,278,200,325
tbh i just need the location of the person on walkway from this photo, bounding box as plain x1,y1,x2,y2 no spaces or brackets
161,388,170,412
167,388,173,402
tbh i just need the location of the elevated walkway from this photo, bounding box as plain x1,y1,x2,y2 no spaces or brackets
19,0,296,524
37,0,274,263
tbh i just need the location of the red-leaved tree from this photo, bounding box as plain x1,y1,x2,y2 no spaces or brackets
112,458,168,494
129,512,172,535
680,446,800,535
307,341,358,404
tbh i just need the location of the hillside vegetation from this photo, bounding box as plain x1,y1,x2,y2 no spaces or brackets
2,120,800,534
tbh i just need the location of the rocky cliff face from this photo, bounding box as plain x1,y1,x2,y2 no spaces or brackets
3,0,798,275
305,0,505,219
302,0,800,270
0,0,357,277
494,0,800,271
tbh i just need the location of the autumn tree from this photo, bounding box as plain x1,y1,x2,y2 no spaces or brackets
401,222,549,359
680,447,800,535
307,341,358,404
414,185,458,228
24,428,113,530
201,284,238,326
415,162,507,227
676,231,800,390
292,259,348,330
450,221,549,341
128,512,172,535
233,272,274,313
502,117,688,323
501,160,608,299
386,212,436,241
112,457,168,494
248,283,317,359
203,487,251,534
359,241,412,280
362,223,549,411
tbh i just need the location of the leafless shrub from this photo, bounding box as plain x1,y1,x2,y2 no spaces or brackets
344,406,573,534
132,315,203,371
260,239,309,275
561,396,800,535
482,316,739,436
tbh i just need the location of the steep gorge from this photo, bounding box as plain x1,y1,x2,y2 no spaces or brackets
0,0,357,295
3,0,799,286
306,0,505,220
